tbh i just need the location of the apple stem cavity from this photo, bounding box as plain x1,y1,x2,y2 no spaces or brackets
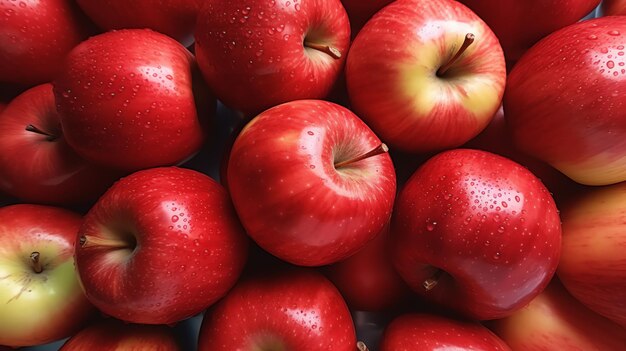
303,41,342,59
423,269,444,291
30,252,43,274
25,124,58,142
79,235,134,250
437,33,475,77
334,143,389,169
357,341,369,351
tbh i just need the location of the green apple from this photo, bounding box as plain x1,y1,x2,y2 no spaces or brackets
0,204,95,347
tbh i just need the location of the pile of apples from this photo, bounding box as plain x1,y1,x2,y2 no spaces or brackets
1,0,626,350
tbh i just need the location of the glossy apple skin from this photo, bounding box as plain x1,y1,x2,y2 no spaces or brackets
340,0,393,38
76,0,202,47
557,182,626,328
505,17,626,186
346,0,506,153
325,225,413,312
380,314,511,351
227,100,396,266
54,29,209,172
0,204,95,347
603,0,626,15
75,167,249,325
0,0,93,86
0,84,120,205
60,319,181,351
198,269,357,351
459,0,599,65
195,0,350,115
489,279,626,350
392,149,562,320
463,107,582,205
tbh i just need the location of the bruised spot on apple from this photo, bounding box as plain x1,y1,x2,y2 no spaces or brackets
227,100,396,267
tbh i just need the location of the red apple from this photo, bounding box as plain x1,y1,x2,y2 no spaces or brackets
557,182,626,328
392,149,562,320
346,0,506,153
603,0,626,15
74,167,248,325
380,313,511,351
0,204,95,347
195,0,350,115
227,100,396,266
60,319,181,351
198,269,357,351
54,29,211,172
459,0,600,65
0,84,120,205
505,17,626,186
0,0,93,86
489,279,626,350
325,224,413,312
75,0,203,47
340,0,393,38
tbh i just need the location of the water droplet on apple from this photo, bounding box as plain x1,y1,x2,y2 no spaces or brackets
309,164,315,169
171,215,179,222
425,221,437,231
307,131,314,135
608,30,621,36
608,61,615,69
497,226,505,233
587,35,598,40
493,252,501,260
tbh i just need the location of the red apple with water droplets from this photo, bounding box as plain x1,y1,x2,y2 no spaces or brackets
227,100,396,266
557,182,626,328
458,0,600,65
0,84,120,205
0,204,95,347
198,269,357,351
74,167,248,324
380,313,511,351
0,0,93,86
75,0,203,47
54,29,211,172
325,225,413,312
60,319,182,351
489,279,626,350
346,0,506,153
505,17,626,186
195,0,350,115
392,149,562,320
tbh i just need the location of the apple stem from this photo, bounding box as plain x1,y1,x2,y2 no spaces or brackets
79,235,133,249
30,252,43,274
357,341,369,351
303,41,342,59
25,124,58,141
437,33,475,76
423,269,443,291
334,143,389,169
